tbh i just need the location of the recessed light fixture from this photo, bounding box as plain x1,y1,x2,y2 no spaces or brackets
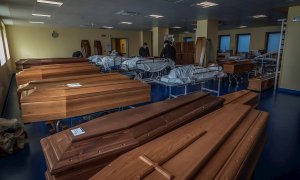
292,17,300,22
120,22,133,25
193,28,197,31
184,31,190,34
29,21,44,24
149,14,164,18
103,26,113,29
252,15,267,19
32,13,51,17
37,0,63,7
196,1,219,8
170,26,182,29
238,25,247,28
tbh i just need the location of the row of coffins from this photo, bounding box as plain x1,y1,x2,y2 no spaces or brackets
16,62,100,86
92,103,268,180
41,92,224,180
16,58,88,71
41,90,263,180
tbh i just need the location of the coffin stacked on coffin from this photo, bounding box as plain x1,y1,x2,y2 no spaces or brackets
40,92,224,180
21,79,151,123
16,58,89,71
16,63,100,86
92,103,269,180
17,73,130,103
221,90,259,107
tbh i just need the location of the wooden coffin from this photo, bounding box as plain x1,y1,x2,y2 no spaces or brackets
221,90,259,107
248,74,275,92
223,60,255,74
195,37,206,66
17,73,128,98
91,104,269,180
41,92,224,180
21,80,150,123
16,58,88,71
16,63,99,86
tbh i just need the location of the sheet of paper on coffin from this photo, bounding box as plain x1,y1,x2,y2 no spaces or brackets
17,73,129,103
16,63,100,86
221,90,259,107
248,73,275,92
223,60,255,74
91,104,269,180
16,58,89,71
21,80,151,123
40,92,224,180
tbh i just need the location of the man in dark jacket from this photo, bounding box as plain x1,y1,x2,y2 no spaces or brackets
160,40,176,62
139,42,150,57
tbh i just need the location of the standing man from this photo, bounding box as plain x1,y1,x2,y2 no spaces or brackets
160,40,176,62
139,42,150,57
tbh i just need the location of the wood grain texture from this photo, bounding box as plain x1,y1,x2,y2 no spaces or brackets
221,90,259,107
223,60,255,74
21,80,150,122
248,74,275,92
40,92,224,180
91,104,269,180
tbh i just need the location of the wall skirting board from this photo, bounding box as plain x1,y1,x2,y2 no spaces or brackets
278,88,300,96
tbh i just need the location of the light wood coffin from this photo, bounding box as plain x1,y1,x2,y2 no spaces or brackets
16,58,89,71
91,104,269,180
16,63,100,85
221,90,259,107
223,60,255,74
41,92,224,180
17,73,129,101
21,80,151,123
248,74,275,92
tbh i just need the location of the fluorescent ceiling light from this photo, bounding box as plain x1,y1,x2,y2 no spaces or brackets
193,28,197,31
196,1,219,8
37,0,63,7
32,13,51,17
29,21,44,24
171,26,182,29
103,26,113,29
252,15,267,19
149,14,164,18
120,22,133,25
238,25,247,28
184,31,190,34
292,17,300,22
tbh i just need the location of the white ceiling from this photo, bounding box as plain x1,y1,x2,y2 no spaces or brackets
1,0,300,32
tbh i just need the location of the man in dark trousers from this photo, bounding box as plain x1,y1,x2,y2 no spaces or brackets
160,40,176,62
139,42,150,57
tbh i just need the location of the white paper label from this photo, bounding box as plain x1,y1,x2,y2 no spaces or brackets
66,83,82,87
71,127,85,136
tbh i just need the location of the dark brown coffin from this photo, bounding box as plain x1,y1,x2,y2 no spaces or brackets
21,80,151,123
16,63,100,86
91,104,269,180
248,74,275,92
41,92,224,180
16,58,89,71
221,90,259,107
17,73,129,103
223,60,255,74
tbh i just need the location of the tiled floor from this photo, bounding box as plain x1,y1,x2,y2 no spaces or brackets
0,77,299,180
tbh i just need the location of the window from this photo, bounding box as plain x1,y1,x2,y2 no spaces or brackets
266,32,281,52
183,37,193,42
237,34,251,53
0,27,6,66
219,35,230,52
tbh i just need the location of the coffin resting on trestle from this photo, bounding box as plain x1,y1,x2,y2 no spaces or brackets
223,60,255,74
40,92,224,180
21,80,151,123
92,104,269,180
248,74,275,92
221,90,259,107
16,58,88,71
17,73,129,101
16,63,99,85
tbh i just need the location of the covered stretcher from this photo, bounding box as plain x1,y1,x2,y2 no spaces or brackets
88,55,124,71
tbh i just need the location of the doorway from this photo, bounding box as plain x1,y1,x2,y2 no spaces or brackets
111,38,129,57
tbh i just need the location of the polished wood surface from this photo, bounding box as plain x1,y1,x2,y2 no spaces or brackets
195,37,206,66
248,74,275,92
16,63,100,86
91,104,269,180
221,90,259,107
21,79,150,123
223,60,255,74
41,92,224,180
